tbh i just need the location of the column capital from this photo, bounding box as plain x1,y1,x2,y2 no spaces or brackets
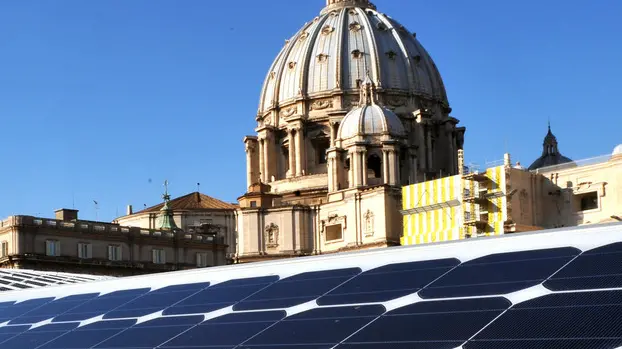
245,142,256,153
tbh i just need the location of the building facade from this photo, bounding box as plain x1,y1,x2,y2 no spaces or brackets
236,0,465,262
401,143,622,245
115,191,239,262
0,208,228,276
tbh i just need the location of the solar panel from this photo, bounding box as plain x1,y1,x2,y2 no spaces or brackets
0,270,111,292
0,223,621,348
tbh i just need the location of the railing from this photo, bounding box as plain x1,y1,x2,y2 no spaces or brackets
531,154,613,174
7,216,225,245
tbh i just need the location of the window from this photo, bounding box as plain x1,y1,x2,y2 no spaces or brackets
1,241,7,257
326,224,343,241
196,252,209,268
152,249,166,264
45,240,60,256
367,154,382,179
250,201,257,208
108,245,122,261
77,243,92,259
578,192,598,211
315,138,330,165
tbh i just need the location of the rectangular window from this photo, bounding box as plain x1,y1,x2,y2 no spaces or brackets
152,249,166,264
1,241,8,257
45,240,60,257
325,224,343,241
577,192,599,211
196,252,209,268
77,243,92,259
108,245,122,261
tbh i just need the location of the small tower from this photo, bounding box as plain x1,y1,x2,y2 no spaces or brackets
528,123,573,170
158,180,179,231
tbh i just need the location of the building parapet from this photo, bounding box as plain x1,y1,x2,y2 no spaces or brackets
2,215,225,245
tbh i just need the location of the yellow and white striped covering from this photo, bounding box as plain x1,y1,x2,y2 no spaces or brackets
485,166,507,236
401,175,462,245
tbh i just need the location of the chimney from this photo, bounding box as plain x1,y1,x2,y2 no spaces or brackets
55,208,79,221
126,205,133,215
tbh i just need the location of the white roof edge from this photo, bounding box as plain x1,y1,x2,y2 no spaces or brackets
1,222,621,302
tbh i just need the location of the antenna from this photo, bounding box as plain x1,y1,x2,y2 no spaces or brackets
93,200,99,221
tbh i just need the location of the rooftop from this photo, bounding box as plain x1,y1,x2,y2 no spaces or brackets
134,192,238,215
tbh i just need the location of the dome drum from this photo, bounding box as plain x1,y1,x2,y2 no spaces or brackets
246,0,464,193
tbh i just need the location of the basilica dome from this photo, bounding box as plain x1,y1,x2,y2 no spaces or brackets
257,0,448,116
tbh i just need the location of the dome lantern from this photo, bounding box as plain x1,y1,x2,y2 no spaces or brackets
322,0,376,13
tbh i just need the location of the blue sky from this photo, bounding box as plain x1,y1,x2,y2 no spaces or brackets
1,0,620,222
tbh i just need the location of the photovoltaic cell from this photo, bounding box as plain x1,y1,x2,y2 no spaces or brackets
245,305,385,347
51,289,149,322
545,242,622,291
465,290,622,349
234,268,361,310
164,276,278,315
419,247,580,298
342,298,509,347
39,320,138,349
318,259,459,305
161,311,286,348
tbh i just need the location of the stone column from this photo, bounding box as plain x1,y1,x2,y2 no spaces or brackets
329,121,339,147
327,148,341,192
350,148,359,187
258,138,265,182
411,155,418,184
263,136,270,181
417,123,426,171
360,148,368,187
426,125,433,170
295,127,305,176
393,149,400,185
383,150,390,185
288,129,296,177
448,131,456,174
244,141,255,188
388,149,396,186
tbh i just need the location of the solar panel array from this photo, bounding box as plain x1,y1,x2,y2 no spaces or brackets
0,223,621,348
0,269,112,292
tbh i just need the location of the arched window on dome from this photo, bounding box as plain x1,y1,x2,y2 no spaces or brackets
367,154,382,180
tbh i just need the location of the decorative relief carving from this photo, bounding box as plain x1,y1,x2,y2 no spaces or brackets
387,97,406,107
280,107,297,117
299,32,309,40
321,25,335,35
364,210,374,237
346,96,360,107
310,99,333,111
317,53,329,63
349,22,362,32
264,223,279,248
351,49,363,59
321,214,346,235
269,71,276,80
288,62,297,69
